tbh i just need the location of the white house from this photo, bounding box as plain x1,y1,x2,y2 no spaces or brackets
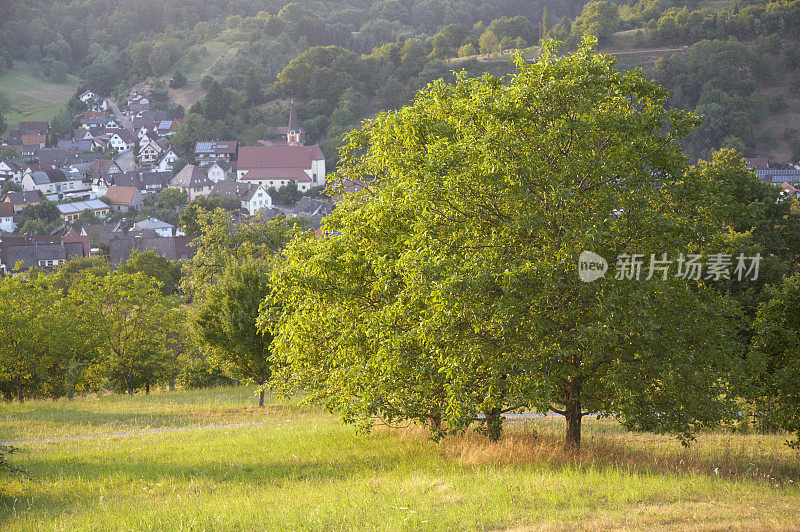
22,169,90,197
133,217,175,237
0,202,15,233
210,181,272,214
138,138,167,164
0,158,26,183
108,131,136,151
79,90,97,104
207,161,234,183
156,148,181,172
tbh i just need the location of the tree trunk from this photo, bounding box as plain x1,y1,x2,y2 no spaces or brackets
258,389,265,408
145,381,150,395
564,377,583,452
484,407,503,442
428,411,442,431
169,380,175,392
127,380,134,396
17,386,23,404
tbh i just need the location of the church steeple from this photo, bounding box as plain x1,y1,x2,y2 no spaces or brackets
286,100,305,146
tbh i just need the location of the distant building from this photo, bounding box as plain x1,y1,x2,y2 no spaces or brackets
104,186,144,212
0,233,90,275
133,217,176,237
170,164,214,201
57,199,110,222
274,101,305,146
194,141,238,166
237,145,325,192
211,181,273,214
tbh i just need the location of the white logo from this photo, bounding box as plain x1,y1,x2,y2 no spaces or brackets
578,251,608,283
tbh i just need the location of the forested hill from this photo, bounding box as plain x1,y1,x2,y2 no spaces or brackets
1,0,800,164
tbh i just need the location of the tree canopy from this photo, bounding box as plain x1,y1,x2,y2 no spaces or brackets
267,38,745,450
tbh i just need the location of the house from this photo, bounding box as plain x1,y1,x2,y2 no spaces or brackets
2,191,41,214
156,147,182,172
211,181,273,215
138,138,168,164
194,141,238,166
112,170,172,194
104,186,143,212
156,120,178,136
22,168,91,198
79,90,97,103
207,160,235,183
745,158,769,171
86,158,122,182
56,139,94,152
128,102,151,114
108,234,196,266
294,196,334,218
21,134,47,147
0,234,89,274
237,144,326,192
756,169,800,185
274,101,305,146
18,121,49,136
169,164,213,201
57,199,110,222
0,202,15,233
133,217,175,237
108,130,137,151
780,182,799,197
0,158,26,182
19,145,38,158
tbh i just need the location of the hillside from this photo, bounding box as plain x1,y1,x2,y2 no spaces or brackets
0,62,79,133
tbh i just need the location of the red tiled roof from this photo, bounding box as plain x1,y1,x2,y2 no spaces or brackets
237,145,324,171
105,186,139,206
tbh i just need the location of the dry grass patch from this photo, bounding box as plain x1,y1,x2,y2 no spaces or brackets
390,418,800,488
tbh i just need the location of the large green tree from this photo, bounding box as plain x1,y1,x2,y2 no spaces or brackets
268,38,744,450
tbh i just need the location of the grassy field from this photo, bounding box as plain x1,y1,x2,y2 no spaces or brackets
1,387,799,530
0,62,79,133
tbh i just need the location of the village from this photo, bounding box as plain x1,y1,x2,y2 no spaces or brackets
0,90,336,275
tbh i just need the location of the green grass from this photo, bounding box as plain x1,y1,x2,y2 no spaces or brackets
2,387,799,530
0,61,79,132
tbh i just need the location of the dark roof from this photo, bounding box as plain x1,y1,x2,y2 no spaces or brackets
113,170,172,191
18,121,49,135
194,141,238,156
745,158,769,171
295,196,334,217
108,234,196,266
0,202,13,218
1,157,25,171
4,191,41,205
170,165,213,189
756,169,800,184
211,180,261,202
27,169,69,185
1,236,86,271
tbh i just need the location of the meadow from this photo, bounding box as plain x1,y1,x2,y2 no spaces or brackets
0,62,79,132
1,386,799,531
